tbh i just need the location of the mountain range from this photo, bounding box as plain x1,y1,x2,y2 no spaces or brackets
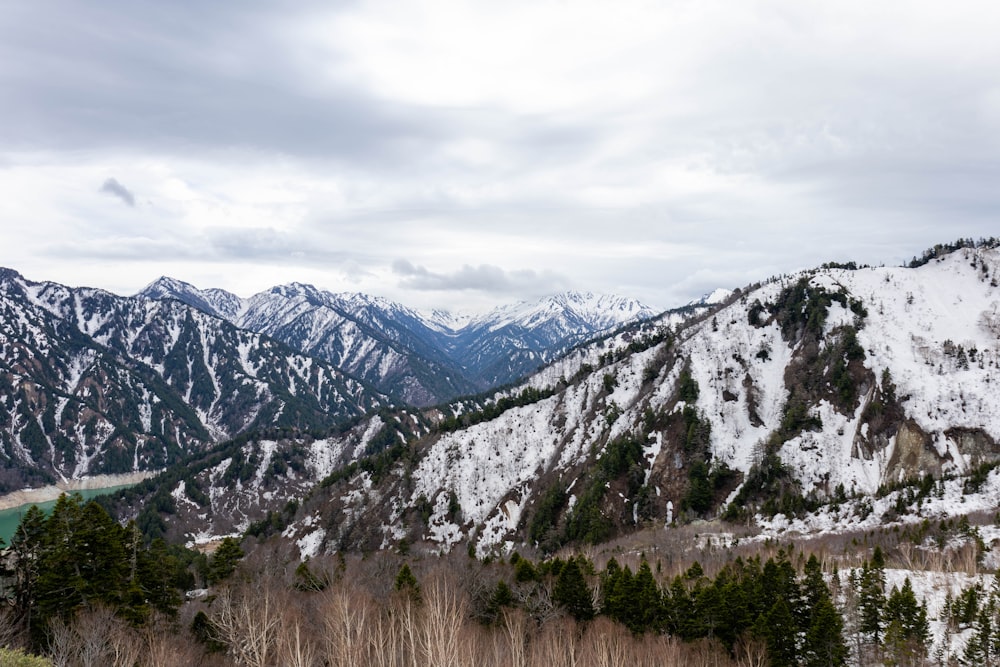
137,278,660,406
0,268,666,492
108,241,1000,561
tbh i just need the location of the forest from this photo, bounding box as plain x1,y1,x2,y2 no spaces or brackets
1,494,996,666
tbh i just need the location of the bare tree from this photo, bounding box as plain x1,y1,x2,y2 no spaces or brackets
734,632,768,667
580,617,630,667
370,603,403,667
499,608,528,667
279,619,320,667
419,573,469,667
211,583,283,667
0,607,22,651
46,606,142,667
529,617,581,667
143,621,205,667
319,582,374,667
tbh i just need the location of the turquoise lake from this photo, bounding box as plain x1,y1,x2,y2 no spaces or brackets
0,485,133,545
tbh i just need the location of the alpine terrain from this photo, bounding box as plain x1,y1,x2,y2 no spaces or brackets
0,268,386,492
138,279,659,406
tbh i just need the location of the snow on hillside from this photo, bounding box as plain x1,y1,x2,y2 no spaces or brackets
684,248,1000,497
469,291,657,334
350,247,1000,555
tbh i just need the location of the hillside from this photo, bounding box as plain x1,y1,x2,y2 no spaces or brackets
0,269,386,491
262,244,1000,558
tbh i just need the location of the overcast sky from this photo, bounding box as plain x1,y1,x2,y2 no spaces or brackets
2,1,999,312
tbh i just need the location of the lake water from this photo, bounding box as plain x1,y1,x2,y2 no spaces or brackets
0,485,134,546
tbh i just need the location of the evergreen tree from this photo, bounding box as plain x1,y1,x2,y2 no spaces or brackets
665,575,694,638
601,561,634,627
858,556,886,643
716,562,753,650
693,578,727,642
802,554,827,610
9,505,46,642
883,578,929,665
756,598,799,667
553,557,594,621
207,536,244,584
633,559,663,632
483,580,514,625
803,595,848,667
394,563,421,601
10,494,185,650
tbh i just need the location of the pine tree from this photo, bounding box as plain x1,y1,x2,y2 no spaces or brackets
665,575,694,638
553,557,594,621
601,561,634,627
883,578,929,665
9,505,46,642
803,595,848,667
9,494,184,651
858,557,885,643
207,536,244,584
394,563,421,601
756,598,799,667
634,559,663,632
694,578,728,642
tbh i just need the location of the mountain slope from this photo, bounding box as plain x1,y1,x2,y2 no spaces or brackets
0,269,385,491
139,280,659,405
273,244,1000,557
443,291,659,390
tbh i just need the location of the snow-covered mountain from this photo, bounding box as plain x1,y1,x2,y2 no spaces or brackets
0,269,386,491
138,280,660,405
246,243,1000,557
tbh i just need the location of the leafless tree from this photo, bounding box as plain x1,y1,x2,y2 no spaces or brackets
529,617,581,667
211,583,283,667
418,572,469,667
319,582,374,667
734,631,768,667
580,617,630,667
46,606,142,667
143,620,205,667
279,618,320,667
0,606,22,650
499,608,528,667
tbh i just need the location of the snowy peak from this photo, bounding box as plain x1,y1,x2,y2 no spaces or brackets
0,269,386,490
688,287,734,307
134,278,660,404
472,291,657,333
137,277,243,320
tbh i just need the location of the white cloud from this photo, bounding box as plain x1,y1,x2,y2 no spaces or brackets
1,1,999,312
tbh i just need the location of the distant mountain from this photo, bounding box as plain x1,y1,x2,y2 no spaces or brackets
0,269,386,492
138,280,659,405
688,287,734,306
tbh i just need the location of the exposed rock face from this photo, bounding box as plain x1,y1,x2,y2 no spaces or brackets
885,421,943,484
945,427,999,465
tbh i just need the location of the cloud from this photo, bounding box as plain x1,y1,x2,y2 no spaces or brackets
5,1,1000,312
99,178,135,207
393,259,569,294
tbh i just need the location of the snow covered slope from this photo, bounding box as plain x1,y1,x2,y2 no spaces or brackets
139,280,659,405
0,269,386,491
289,245,1000,557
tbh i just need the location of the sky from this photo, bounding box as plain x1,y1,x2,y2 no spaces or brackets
2,0,999,313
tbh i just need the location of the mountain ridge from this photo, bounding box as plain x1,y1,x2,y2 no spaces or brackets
0,268,388,491
136,278,661,405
